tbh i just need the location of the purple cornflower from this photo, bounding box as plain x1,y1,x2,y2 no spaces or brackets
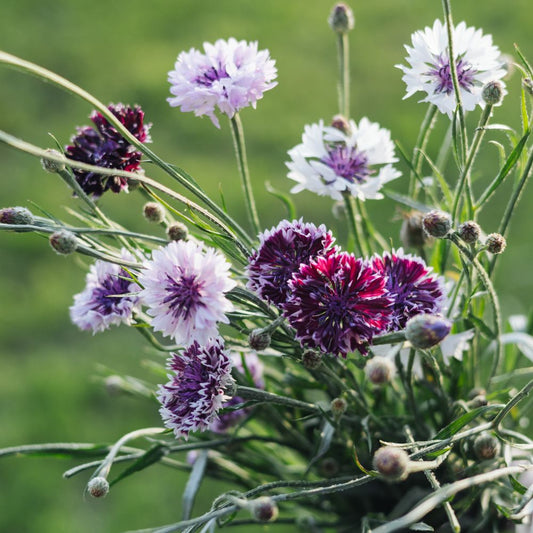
246,219,336,307
65,104,151,198
157,339,235,438
167,38,277,128
138,240,236,346
371,249,445,332
210,352,265,434
69,249,140,333
283,252,392,357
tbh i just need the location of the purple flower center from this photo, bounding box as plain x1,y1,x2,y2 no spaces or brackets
91,273,132,315
322,144,372,183
163,273,205,320
195,65,230,87
429,55,476,94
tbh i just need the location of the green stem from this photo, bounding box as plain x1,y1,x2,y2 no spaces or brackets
343,193,366,256
492,379,533,430
336,33,350,117
236,386,321,414
229,114,260,236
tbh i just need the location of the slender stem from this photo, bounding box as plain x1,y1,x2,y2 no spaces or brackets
236,386,321,414
451,105,493,222
336,33,350,117
229,114,260,235
492,379,533,430
343,193,366,256
372,331,406,346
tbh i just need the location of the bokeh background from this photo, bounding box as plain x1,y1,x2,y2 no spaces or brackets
1,0,532,531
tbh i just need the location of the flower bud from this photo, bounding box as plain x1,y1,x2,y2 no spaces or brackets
330,397,347,418
87,476,109,498
49,230,77,255
473,433,501,461
365,356,395,385
143,202,165,223
40,149,66,174
331,114,351,134
457,220,481,244
328,3,354,33
485,233,506,254
523,78,533,97
0,206,34,225
301,350,323,370
250,497,279,522
482,81,504,105
422,210,452,238
167,222,188,241
248,329,271,351
405,314,452,349
400,210,427,249
373,446,409,482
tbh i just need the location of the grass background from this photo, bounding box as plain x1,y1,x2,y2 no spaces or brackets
1,0,532,531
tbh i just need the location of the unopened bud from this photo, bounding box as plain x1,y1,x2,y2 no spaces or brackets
40,149,66,174
373,446,409,482
143,202,165,223
331,114,351,134
458,221,481,244
422,210,452,238
482,81,504,105
473,433,501,461
405,314,452,350
302,350,323,370
330,397,347,418
0,206,34,225
365,356,395,385
87,476,109,498
485,233,506,254
49,230,77,255
523,78,533,97
400,210,428,249
167,222,188,241
248,329,271,351
328,3,354,33
250,497,279,523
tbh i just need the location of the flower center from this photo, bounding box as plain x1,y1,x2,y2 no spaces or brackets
163,273,204,320
92,273,131,315
429,54,476,94
195,65,230,87
322,144,372,183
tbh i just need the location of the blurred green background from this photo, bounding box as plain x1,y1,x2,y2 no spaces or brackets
1,0,532,531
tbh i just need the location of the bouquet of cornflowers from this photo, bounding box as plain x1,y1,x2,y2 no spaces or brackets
1,1,533,531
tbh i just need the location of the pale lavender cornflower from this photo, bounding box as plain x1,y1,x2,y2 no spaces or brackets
69,249,140,333
246,219,336,307
397,19,506,117
286,118,400,201
210,352,265,434
157,339,235,438
138,240,236,346
167,38,277,128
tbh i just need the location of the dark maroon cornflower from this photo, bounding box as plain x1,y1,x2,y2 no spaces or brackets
246,219,336,307
371,249,445,332
65,103,151,198
157,338,234,439
283,252,392,357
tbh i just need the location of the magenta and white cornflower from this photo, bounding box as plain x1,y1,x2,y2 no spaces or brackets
157,338,235,439
397,19,506,117
286,119,400,201
283,252,392,357
167,38,277,128
139,240,236,346
247,219,336,307
69,249,140,334
371,249,445,332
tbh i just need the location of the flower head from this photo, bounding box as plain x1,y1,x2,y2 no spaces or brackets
65,104,151,198
246,219,336,307
286,118,400,201
167,38,277,128
371,249,445,331
158,339,234,438
210,352,264,434
69,249,140,334
397,19,506,116
283,252,392,357
139,240,236,346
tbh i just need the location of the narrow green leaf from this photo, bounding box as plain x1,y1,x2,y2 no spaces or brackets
416,149,453,207
182,449,208,520
433,405,500,440
521,88,530,136
509,475,528,495
265,181,297,220
410,523,434,531
514,43,533,78
382,189,433,212
466,313,496,340
109,444,168,486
